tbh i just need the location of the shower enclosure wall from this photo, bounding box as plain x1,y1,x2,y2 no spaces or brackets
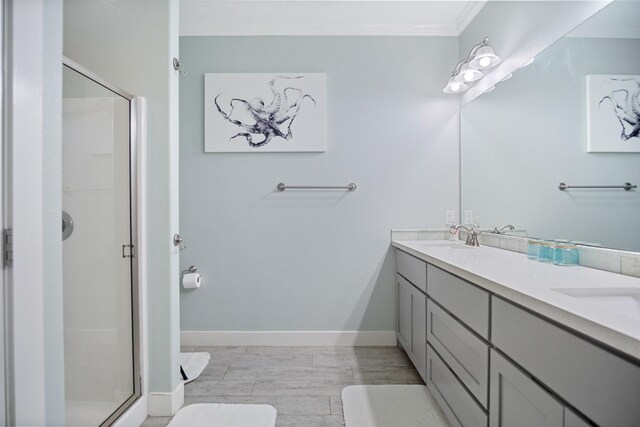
62,58,141,427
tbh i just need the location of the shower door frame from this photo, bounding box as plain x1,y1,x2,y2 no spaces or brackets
62,56,142,427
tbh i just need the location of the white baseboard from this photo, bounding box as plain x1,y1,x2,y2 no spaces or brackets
181,331,397,347
147,382,184,416
111,396,148,427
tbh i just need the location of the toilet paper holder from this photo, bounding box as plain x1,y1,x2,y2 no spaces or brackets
181,265,197,276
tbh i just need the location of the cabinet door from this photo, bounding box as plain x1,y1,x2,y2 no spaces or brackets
490,350,563,427
411,286,426,379
397,274,411,351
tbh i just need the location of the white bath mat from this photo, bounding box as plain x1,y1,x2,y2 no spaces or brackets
167,403,277,427
342,385,450,427
180,352,210,384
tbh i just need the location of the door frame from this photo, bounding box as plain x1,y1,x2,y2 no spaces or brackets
1,0,7,423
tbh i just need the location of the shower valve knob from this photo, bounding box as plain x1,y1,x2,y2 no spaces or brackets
173,234,186,251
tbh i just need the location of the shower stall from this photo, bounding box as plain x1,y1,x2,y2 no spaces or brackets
62,58,141,426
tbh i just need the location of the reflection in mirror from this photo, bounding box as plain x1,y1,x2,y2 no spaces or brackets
461,1,640,252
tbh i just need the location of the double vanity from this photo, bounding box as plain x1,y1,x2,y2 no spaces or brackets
393,238,640,427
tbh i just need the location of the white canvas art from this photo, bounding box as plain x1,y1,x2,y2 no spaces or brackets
205,73,326,153
586,75,640,153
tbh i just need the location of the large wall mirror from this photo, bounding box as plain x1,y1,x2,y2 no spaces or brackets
461,1,640,252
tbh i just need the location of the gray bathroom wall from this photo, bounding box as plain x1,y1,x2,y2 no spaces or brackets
179,36,459,333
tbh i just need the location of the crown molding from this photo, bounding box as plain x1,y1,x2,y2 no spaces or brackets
181,21,460,37
455,1,487,35
180,1,487,37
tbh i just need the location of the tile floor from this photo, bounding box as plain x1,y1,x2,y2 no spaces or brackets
141,346,423,427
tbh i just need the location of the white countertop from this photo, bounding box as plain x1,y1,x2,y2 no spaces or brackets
392,239,640,361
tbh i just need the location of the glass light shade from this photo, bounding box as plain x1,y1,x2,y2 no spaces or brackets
484,85,496,94
500,73,513,82
519,57,535,68
442,76,469,94
454,63,483,83
469,45,501,69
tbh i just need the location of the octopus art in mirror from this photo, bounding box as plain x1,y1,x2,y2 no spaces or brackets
599,77,640,141
214,76,316,148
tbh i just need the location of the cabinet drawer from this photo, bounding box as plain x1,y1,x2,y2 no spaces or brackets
428,300,489,407
492,297,640,427
490,349,564,427
427,265,490,339
396,250,427,292
427,345,488,427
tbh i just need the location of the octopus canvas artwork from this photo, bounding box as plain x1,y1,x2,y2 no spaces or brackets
587,75,640,153
205,73,326,152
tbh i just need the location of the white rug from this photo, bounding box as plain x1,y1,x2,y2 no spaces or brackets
167,403,277,427
180,352,210,384
342,385,450,427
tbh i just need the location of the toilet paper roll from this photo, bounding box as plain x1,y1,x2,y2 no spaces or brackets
182,272,201,289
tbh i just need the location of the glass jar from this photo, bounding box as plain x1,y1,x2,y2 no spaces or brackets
553,243,579,266
526,239,542,260
537,241,555,263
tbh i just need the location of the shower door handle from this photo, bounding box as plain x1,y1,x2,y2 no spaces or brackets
62,210,74,241
122,244,134,258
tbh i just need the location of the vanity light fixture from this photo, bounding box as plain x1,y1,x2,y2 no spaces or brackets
443,37,501,95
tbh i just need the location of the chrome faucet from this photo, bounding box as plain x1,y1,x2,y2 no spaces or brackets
450,225,480,246
491,224,515,234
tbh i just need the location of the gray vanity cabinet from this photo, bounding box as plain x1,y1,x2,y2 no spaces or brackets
394,245,640,427
489,350,564,427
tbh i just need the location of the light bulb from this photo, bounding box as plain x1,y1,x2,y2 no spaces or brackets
450,82,461,92
479,57,491,67
463,71,475,81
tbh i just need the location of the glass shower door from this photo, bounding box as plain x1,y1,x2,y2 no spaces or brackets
62,63,138,426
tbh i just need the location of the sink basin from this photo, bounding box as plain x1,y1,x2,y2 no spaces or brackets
551,287,640,320
415,241,476,250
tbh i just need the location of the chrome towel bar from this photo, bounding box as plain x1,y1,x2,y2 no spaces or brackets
277,183,357,192
558,182,637,191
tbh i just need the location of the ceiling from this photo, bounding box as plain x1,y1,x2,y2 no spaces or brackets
180,1,487,36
